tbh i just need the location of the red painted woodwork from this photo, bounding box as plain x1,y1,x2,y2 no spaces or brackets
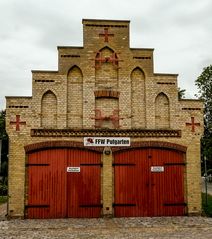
186,116,200,132
10,115,26,131
27,149,101,219
114,148,186,217
67,149,101,218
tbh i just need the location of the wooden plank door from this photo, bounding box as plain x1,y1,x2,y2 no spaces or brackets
163,150,186,216
114,149,150,217
27,149,67,219
149,148,167,216
114,148,186,217
67,149,102,218
150,149,186,216
27,148,102,219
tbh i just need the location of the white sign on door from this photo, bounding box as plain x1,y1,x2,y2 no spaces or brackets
67,167,80,173
151,166,164,172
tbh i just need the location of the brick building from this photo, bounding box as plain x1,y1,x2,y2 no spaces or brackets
6,19,203,218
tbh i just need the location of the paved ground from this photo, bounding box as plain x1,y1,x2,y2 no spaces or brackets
0,202,212,239
0,215,212,238
0,182,211,239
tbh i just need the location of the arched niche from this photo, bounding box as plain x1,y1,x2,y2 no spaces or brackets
67,65,83,128
155,92,170,128
95,46,118,88
41,90,57,128
131,67,146,128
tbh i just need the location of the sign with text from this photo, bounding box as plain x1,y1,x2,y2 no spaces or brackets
67,167,80,173
84,137,130,147
151,166,164,172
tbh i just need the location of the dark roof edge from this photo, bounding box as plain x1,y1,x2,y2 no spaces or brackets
31,70,58,73
131,48,154,51
179,98,204,102
5,96,32,99
82,19,130,23
57,46,83,50
154,73,178,77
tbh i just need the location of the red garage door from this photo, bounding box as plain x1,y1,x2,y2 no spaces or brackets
114,148,186,217
26,148,101,219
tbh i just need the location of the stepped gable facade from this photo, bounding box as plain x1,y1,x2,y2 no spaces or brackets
6,19,203,218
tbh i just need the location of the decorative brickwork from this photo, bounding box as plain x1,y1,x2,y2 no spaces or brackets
8,105,29,108
186,117,201,132
30,128,182,137
9,115,26,131
157,82,175,85
94,90,120,99
133,56,151,60
182,108,201,111
61,54,80,58
99,28,114,42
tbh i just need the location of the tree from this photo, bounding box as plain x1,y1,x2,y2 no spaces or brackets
178,88,186,99
0,110,7,140
0,110,8,184
195,65,212,171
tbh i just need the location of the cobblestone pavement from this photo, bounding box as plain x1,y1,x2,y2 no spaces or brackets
0,203,212,239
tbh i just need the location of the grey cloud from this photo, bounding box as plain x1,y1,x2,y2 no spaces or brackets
0,0,212,109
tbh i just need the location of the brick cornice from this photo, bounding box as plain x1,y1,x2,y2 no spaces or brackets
31,128,181,138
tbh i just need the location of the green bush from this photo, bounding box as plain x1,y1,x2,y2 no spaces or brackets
202,193,212,217
0,180,8,196
0,195,7,204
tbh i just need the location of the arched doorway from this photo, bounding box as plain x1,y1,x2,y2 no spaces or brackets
113,145,186,217
25,144,102,219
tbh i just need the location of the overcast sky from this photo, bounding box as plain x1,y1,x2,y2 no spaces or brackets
0,0,211,110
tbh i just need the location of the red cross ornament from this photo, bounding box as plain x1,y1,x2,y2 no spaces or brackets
185,117,200,132
91,109,106,128
91,109,123,128
95,52,107,68
107,53,122,68
99,28,114,42
10,115,26,131
109,110,123,128
94,52,122,69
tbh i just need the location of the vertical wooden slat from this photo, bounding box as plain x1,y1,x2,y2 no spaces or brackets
67,149,101,218
27,151,50,219
27,149,67,219
49,149,67,218
163,150,185,216
114,149,150,217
